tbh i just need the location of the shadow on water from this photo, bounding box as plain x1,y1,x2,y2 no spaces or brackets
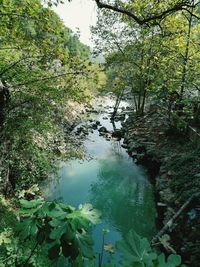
42,97,157,265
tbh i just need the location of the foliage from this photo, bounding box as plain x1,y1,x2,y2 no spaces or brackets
0,198,101,266
0,0,106,193
91,2,200,116
116,230,184,267
0,197,186,267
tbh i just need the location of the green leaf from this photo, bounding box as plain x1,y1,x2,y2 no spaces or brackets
19,199,44,209
18,207,40,215
61,234,79,259
116,230,156,266
48,244,60,260
49,221,67,240
157,253,181,267
168,254,182,266
15,218,39,239
78,203,101,224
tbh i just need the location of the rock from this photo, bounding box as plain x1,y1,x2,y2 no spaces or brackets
136,153,146,161
112,129,123,139
96,121,101,125
114,114,126,121
127,142,145,154
91,123,98,130
76,125,89,135
99,126,108,133
130,151,137,157
86,108,98,114
76,126,83,134
113,137,121,141
121,144,128,149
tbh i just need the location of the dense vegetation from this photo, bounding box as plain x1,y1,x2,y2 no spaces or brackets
92,1,200,119
0,0,105,194
0,0,200,266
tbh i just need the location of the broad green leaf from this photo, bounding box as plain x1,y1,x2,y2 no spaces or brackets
157,253,181,267
48,244,60,260
78,203,101,224
49,221,67,240
19,199,44,209
15,218,39,239
116,230,156,266
75,230,94,259
168,254,182,266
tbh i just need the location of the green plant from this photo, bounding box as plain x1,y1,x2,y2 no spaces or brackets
15,199,101,266
171,113,187,134
116,230,185,267
0,198,188,267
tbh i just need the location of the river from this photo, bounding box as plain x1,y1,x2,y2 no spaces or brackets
43,96,157,265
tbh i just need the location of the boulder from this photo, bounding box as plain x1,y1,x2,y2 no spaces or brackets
96,120,101,125
99,126,108,133
91,123,98,130
112,129,123,139
121,144,128,149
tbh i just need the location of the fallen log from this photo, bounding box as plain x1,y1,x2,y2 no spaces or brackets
151,192,200,245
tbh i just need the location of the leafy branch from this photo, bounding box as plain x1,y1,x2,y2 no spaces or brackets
12,71,87,88
95,0,199,25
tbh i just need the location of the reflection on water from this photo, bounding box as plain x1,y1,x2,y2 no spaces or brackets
90,151,156,240
43,98,157,264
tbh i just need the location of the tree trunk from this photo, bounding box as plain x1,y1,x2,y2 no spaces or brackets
180,4,193,98
111,87,124,120
141,89,147,115
0,80,10,127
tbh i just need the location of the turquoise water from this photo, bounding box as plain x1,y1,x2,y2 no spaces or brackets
44,98,157,265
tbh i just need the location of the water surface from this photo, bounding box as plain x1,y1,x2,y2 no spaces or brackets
43,97,157,264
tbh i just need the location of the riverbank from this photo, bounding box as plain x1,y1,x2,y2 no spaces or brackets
122,107,200,266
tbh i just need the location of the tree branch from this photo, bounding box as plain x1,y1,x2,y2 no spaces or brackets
0,55,44,77
182,7,200,19
12,71,85,88
0,12,27,17
95,0,199,25
151,193,200,245
95,0,142,24
0,47,21,50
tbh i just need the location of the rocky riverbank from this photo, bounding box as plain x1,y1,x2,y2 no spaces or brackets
121,108,200,267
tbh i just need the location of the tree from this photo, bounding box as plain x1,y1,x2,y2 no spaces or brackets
91,1,200,119
94,0,200,25
0,0,105,193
